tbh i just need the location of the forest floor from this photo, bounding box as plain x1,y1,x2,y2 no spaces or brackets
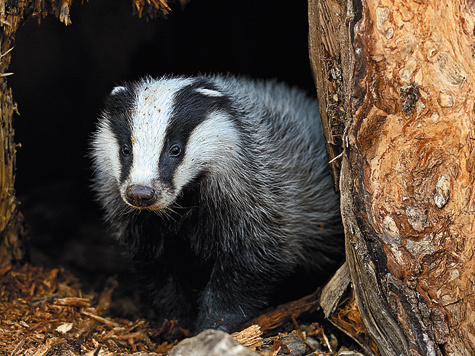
0,262,365,355
0,181,369,355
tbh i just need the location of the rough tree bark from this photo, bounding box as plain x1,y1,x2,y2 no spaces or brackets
310,0,475,355
0,0,28,268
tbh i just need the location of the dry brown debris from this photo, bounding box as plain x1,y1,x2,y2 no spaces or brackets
0,264,188,355
0,263,363,355
329,288,379,356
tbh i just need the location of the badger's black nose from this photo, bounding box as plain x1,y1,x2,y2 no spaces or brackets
126,185,157,207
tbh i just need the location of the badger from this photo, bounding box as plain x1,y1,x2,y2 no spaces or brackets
90,74,344,333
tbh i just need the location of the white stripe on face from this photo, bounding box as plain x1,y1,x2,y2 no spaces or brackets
128,77,192,187
93,118,122,183
173,111,240,192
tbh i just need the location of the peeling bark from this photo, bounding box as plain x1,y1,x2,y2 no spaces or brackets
0,0,27,268
308,0,350,190
310,0,475,355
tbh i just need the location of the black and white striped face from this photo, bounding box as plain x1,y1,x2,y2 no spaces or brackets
92,76,240,211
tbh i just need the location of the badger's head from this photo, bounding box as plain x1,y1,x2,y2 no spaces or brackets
91,76,240,215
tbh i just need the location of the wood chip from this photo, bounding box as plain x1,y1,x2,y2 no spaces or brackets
232,325,263,351
55,322,74,334
54,297,91,307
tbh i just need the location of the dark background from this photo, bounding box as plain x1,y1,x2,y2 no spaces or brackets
8,0,316,316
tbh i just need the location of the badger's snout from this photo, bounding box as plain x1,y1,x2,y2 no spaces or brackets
126,185,157,208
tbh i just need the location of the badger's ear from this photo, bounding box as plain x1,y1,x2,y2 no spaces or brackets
111,86,127,95
195,88,224,97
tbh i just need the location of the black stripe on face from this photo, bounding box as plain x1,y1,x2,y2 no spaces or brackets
103,85,136,183
159,78,232,185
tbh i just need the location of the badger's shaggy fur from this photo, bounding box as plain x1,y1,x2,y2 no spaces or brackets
91,74,344,332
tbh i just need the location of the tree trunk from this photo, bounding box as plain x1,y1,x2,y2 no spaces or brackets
0,0,26,268
310,0,475,355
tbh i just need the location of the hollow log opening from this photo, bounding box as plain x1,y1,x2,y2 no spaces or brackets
6,0,315,284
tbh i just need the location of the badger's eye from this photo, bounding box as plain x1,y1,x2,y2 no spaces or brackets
121,144,131,156
169,144,182,157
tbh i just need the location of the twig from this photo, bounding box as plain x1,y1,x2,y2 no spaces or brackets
11,338,25,355
81,310,120,328
328,151,344,164
246,289,320,335
321,328,333,353
1,46,14,59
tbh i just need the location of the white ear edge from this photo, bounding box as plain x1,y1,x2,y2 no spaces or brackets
196,88,224,97
111,86,127,95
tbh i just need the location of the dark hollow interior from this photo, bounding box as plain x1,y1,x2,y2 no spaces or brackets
9,0,320,320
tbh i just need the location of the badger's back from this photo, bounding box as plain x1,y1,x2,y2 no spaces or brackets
201,75,342,266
